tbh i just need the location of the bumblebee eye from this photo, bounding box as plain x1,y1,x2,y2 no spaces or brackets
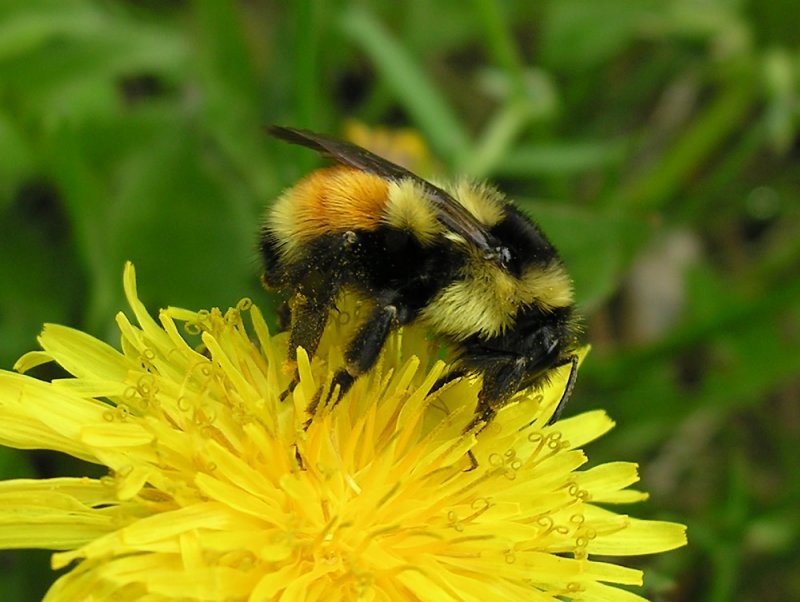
489,245,512,268
491,245,524,276
499,246,512,266
525,327,560,359
544,333,559,355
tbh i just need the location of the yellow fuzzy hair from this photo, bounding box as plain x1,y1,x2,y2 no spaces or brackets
267,167,388,261
443,178,506,226
420,255,573,339
381,180,443,244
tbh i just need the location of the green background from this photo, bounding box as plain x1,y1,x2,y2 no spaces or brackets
1,1,799,600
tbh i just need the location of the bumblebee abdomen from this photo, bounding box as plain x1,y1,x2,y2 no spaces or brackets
267,166,389,256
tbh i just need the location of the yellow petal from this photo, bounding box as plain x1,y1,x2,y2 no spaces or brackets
36,323,134,381
0,264,686,600
0,478,137,550
585,505,688,555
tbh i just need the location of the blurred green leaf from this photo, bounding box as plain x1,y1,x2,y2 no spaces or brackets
0,4,187,124
0,111,33,204
519,201,651,310
338,5,470,166
619,78,757,212
540,0,657,70
494,139,628,176
0,189,83,367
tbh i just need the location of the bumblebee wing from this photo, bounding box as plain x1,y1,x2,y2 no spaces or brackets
269,126,495,252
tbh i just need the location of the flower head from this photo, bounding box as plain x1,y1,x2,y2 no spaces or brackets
0,263,685,600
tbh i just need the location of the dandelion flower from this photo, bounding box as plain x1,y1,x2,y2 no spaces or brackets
0,263,686,601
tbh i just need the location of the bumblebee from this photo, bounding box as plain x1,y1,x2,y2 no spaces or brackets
261,126,579,430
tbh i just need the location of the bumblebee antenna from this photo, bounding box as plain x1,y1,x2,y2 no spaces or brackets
547,354,579,425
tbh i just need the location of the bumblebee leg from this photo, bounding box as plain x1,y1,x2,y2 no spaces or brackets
429,368,469,395
462,404,498,470
304,370,356,425
466,357,526,434
305,303,399,421
279,381,297,402
280,232,360,400
345,303,399,376
428,367,482,471
464,405,498,435
276,299,291,331
277,293,334,402
286,292,333,364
